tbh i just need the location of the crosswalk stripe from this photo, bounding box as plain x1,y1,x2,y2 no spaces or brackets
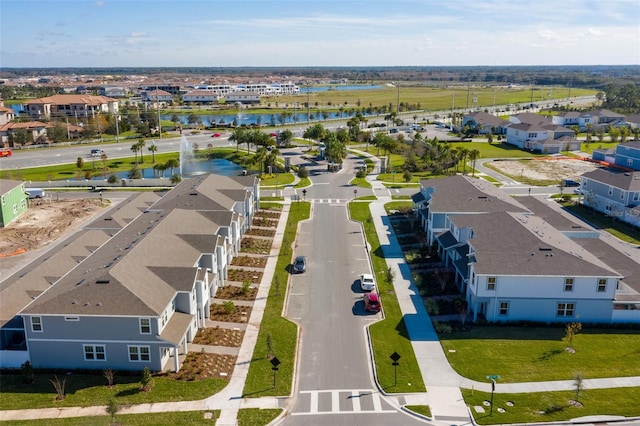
291,389,396,416
332,390,340,412
310,390,318,414
351,390,361,412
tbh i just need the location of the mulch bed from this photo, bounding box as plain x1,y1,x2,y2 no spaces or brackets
227,268,263,284
253,218,278,227
230,255,268,268
215,285,258,301
240,237,273,253
245,228,276,237
210,303,253,323
255,211,281,219
193,326,244,347
164,352,236,381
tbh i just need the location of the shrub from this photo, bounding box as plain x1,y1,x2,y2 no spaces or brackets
140,367,153,391
21,360,34,384
223,300,235,314
424,298,439,315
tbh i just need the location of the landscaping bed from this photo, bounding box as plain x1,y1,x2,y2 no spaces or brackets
230,255,268,268
193,326,244,347
166,352,236,381
255,210,281,219
210,303,253,323
216,285,258,301
245,228,276,237
253,217,278,227
241,237,273,254
227,268,263,284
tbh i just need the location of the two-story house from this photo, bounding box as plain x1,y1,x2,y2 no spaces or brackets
580,168,640,228
460,111,509,135
505,113,580,153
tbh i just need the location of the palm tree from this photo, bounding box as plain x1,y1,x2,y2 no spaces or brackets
130,143,139,166
165,158,179,176
137,139,146,163
148,143,157,163
459,148,469,175
229,128,247,154
468,149,480,177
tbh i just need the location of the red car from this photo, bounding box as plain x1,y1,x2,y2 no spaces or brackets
0,149,12,158
269,132,278,137
211,133,221,138
364,292,381,313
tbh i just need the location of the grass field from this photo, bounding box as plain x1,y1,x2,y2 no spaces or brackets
440,326,640,383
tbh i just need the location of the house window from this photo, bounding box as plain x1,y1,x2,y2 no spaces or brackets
557,303,575,317
65,316,79,321
128,346,150,362
140,318,151,334
13,204,18,214
499,301,509,316
83,344,106,361
633,193,640,202
1,195,5,206
628,159,633,167
31,317,42,332
487,277,496,291
564,278,574,292
20,199,26,209
161,310,168,327
597,279,607,292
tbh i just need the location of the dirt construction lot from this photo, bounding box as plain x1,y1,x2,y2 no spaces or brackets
488,158,599,182
0,198,103,256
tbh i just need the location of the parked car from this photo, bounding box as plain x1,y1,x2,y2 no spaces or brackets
25,188,45,199
363,292,381,312
360,273,375,291
292,256,306,273
563,179,580,187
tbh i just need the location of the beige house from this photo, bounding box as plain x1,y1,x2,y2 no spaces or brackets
22,94,118,120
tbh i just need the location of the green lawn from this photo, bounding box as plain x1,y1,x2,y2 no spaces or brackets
462,387,640,425
563,203,640,244
242,202,310,397
440,326,640,383
0,374,227,410
348,201,426,393
1,411,222,426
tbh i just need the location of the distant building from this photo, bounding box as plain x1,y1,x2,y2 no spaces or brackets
22,94,118,120
0,121,52,146
182,90,220,104
225,91,260,105
99,87,127,98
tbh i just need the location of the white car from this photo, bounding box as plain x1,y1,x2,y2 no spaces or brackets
360,273,376,291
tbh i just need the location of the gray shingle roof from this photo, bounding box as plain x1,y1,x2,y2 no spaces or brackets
421,175,529,214
582,169,640,191
452,212,620,277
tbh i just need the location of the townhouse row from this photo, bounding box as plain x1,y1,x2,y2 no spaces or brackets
413,176,640,324
0,174,260,372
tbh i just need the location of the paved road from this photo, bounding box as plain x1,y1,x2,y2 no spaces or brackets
276,161,425,425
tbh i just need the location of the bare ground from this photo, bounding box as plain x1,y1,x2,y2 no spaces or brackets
0,198,103,256
489,158,599,182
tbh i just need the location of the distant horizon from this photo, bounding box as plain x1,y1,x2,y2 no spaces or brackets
2,0,638,68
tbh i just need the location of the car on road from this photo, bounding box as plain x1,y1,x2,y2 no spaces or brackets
90,149,104,157
0,149,12,157
292,255,306,273
211,133,221,138
360,273,375,291
563,179,580,187
269,132,278,137
363,292,381,312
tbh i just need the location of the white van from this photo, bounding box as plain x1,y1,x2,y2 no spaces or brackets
90,149,104,157
25,188,45,199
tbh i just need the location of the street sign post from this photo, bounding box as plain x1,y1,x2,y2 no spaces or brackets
486,375,500,415
390,352,401,387
271,357,281,388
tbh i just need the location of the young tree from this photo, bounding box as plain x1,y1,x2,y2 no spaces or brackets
565,322,582,349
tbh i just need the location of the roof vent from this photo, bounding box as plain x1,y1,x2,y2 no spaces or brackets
539,247,552,251
189,192,198,196
95,279,110,284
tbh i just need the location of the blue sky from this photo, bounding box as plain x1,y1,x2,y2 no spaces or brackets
2,0,639,68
